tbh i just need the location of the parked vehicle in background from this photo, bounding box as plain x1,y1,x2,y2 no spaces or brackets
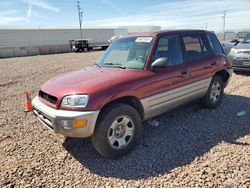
32,30,232,159
237,31,250,41
229,34,250,71
221,42,235,54
221,31,250,54
108,35,122,43
221,31,237,54
69,39,109,52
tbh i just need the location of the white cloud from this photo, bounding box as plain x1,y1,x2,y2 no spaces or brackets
100,0,122,12
0,0,57,25
22,0,59,23
0,16,26,25
32,11,48,19
86,0,250,32
0,10,24,25
21,0,60,12
0,10,19,16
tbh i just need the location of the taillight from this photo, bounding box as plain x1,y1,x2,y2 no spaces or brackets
221,57,231,68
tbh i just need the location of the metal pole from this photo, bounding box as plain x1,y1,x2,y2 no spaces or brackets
77,1,83,39
223,11,227,41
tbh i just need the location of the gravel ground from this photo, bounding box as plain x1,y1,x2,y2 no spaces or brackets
0,52,249,188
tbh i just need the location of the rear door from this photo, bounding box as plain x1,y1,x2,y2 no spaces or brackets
180,32,218,86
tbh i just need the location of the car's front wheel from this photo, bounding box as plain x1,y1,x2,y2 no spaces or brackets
201,76,224,109
91,103,142,159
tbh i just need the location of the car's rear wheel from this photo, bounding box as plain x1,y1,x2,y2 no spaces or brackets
201,76,224,109
91,103,142,159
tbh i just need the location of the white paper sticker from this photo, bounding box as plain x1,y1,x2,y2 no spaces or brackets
135,37,153,43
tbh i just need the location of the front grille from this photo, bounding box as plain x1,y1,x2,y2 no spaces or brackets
232,60,250,67
241,51,250,54
39,90,58,104
33,108,54,130
235,57,250,60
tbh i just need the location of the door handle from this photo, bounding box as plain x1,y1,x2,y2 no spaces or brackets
210,61,216,66
180,70,188,75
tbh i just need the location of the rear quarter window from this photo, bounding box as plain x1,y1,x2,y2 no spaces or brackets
207,32,224,55
182,36,203,52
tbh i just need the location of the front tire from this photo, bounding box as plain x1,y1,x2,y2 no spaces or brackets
201,76,224,109
91,103,142,159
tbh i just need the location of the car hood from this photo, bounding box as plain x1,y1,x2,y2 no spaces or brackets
233,42,250,50
40,66,147,104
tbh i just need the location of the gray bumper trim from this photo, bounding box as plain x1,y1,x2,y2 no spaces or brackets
232,66,250,71
32,96,99,138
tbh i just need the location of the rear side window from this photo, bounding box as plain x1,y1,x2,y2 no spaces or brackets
207,32,224,54
181,33,212,62
153,35,183,66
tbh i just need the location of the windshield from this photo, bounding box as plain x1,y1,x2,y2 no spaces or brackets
237,32,250,40
97,36,153,69
242,34,250,43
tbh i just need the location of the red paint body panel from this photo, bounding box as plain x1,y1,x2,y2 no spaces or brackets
40,67,154,110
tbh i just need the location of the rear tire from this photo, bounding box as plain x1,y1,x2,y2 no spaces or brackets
91,103,142,159
201,76,224,109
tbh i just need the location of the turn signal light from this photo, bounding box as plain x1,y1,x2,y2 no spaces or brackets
72,119,87,128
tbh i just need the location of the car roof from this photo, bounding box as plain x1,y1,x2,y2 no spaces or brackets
127,29,209,37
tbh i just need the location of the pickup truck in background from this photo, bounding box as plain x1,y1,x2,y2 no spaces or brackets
32,29,232,159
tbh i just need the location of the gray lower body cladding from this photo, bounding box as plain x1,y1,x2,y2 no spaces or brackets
141,77,212,120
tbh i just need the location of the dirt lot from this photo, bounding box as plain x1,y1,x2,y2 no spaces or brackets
0,52,249,188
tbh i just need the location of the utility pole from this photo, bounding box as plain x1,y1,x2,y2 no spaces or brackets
77,1,83,39
223,10,227,41
205,21,207,30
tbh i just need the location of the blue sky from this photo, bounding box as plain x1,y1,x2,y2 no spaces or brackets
0,0,250,31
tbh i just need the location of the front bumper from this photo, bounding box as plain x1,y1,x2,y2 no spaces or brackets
230,55,250,71
232,66,250,71
32,96,99,138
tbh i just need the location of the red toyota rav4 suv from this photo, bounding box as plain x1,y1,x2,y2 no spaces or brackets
32,30,232,159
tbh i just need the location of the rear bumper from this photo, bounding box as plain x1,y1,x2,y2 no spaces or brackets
32,96,99,138
232,66,250,71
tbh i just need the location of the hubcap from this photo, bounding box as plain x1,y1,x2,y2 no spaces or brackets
210,82,221,103
107,116,134,149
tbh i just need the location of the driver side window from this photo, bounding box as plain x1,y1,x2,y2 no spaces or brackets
153,35,183,66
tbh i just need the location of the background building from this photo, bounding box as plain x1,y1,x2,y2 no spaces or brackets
0,26,161,58
0,28,127,58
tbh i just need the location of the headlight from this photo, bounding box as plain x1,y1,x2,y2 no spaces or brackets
61,95,89,108
229,48,242,55
229,48,237,55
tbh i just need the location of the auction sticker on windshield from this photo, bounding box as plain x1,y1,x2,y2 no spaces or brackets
135,37,153,43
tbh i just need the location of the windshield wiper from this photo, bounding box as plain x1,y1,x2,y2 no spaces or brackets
103,62,126,69
94,63,102,68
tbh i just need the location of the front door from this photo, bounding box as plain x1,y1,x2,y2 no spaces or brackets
148,34,191,117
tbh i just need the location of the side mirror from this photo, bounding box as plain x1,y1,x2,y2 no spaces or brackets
151,57,169,69
230,39,239,43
